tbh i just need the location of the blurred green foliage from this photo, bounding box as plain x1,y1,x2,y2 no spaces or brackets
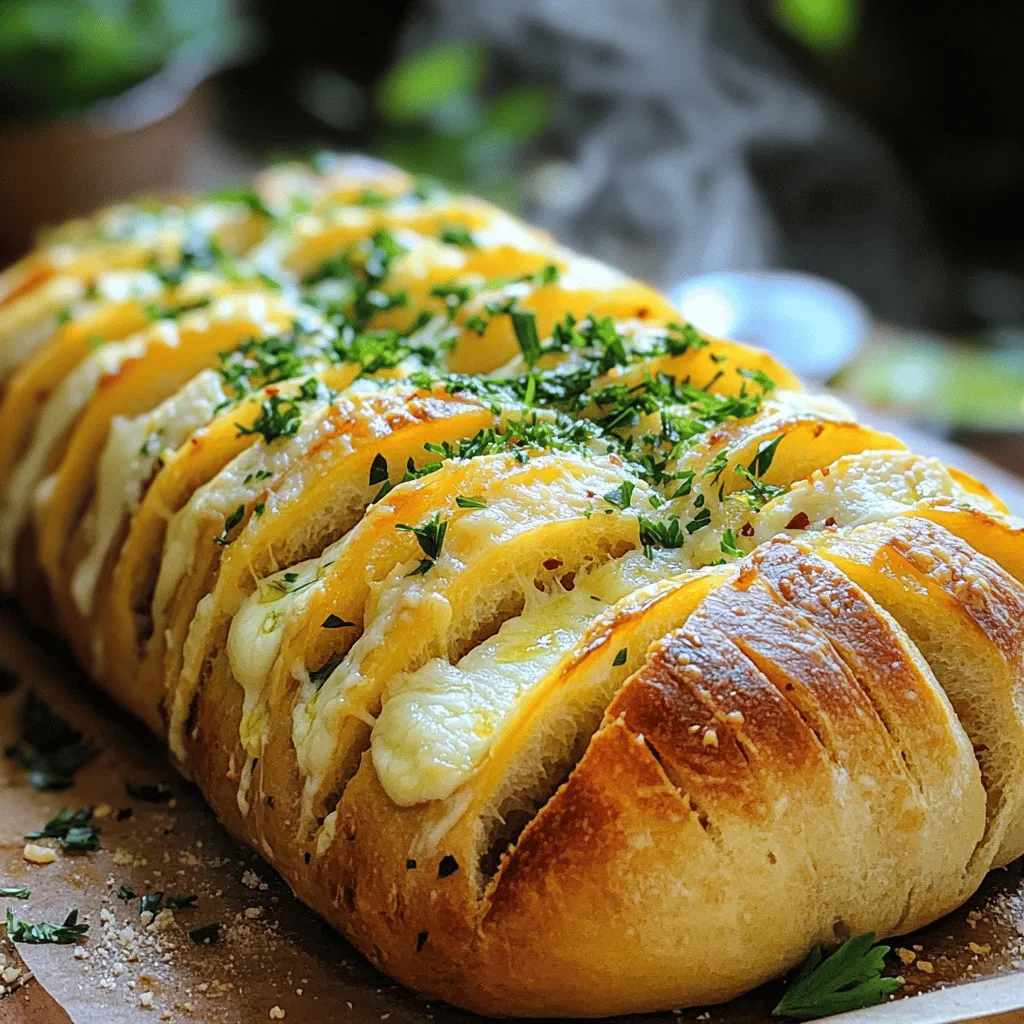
0,0,243,122
372,41,555,210
772,0,858,54
835,335,1024,431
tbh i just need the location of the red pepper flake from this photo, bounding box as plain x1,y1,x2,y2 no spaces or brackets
824,516,837,527
740,522,755,537
786,512,810,530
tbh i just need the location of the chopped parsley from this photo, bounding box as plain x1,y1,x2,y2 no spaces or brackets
189,922,221,946
720,529,743,558
602,481,635,509
748,434,783,478
455,495,487,509
116,886,136,901
6,907,88,944
3,691,97,791
439,225,476,247
397,514,448,560
368,453,389,485
26,807,99,852
322,614,355,629
213,504,246,546
612,648,627,667
308,657,343,690
235,395,303,443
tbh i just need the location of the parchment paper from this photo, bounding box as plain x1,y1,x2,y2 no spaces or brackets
2,428,1024,1024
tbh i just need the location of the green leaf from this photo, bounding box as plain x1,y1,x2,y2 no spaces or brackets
6,906,88,944
773,0,858,55
26,806,99,851
0,887,30,899
396,513,448,560
3,691,97,791
509,309,542,367
482,85,555,142
749,434,784,478
612,648,627,667
455,495,487,509
602,481,635,510
213,504,246,547
376,41,486,123
720,529,744,558
773,933,902,1019
321,614,355,629
368,453,389,485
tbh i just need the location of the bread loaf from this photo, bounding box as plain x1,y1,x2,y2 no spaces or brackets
1,153,1022,1017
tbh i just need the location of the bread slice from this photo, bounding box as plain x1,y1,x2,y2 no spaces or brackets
805,517,1024,868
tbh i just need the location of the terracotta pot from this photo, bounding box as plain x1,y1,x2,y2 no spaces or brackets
0,64,212,264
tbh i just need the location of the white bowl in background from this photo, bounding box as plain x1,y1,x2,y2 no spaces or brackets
668,270,870,382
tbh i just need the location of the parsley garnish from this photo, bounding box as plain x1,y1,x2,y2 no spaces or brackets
439,225,476,247
235,395,303,443
720,529,743,558
613,648,627,667
3,691,97,791
602,481,635,509
749,434,783,478
396,514,448,560
213,504,246,546
322,614,355,629
455,495,487,509
189,922,221,946
116,886,136,901
26,807,99,852
308,657,343,690
0,888,30,899
369,453,389,485
773,934,901,1019
509,309,542,367
6,907,88,944
638,516,684,557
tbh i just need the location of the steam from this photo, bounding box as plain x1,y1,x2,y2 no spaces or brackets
401,0,932,323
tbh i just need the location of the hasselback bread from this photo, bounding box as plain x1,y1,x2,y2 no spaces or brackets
2,152,1023,1017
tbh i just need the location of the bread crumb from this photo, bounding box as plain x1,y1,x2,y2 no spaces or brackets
269,1008,286,1020
896,948,916,964
139,992,154,1008
702,728,718,748
917,961,934,973
93,802,113,819
244,907,264,920
725,710,744,726
969,942,991,956
23,843,56,864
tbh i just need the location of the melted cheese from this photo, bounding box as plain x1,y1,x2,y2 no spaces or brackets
71,369,229,616
753,450,988,544
370,551,675,805
0,329,164,586
0,276,85,375
159,389,358,761
291,453,654,804
227,539,344,758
